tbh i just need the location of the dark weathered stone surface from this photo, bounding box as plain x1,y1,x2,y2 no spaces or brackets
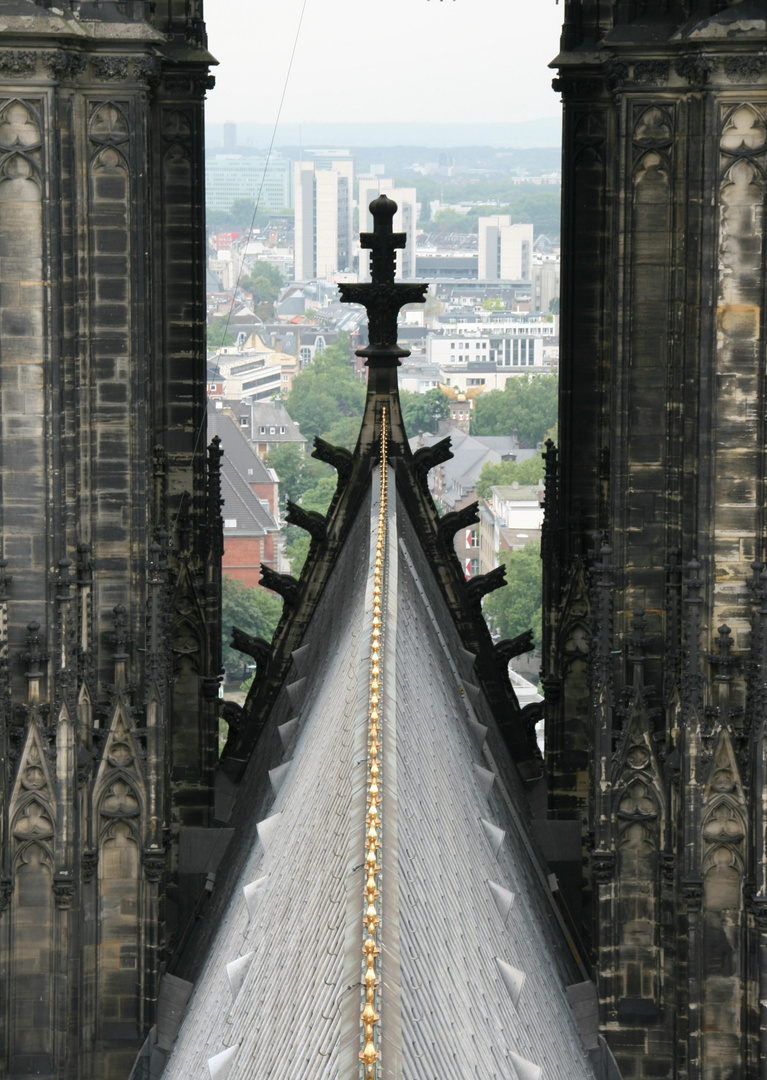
0,3,218,1077
548,3,767,1077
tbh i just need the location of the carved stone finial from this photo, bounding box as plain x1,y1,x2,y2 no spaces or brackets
338,194,428,364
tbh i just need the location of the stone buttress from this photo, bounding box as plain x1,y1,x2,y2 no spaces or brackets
548,3,767,1078
0,3,220,1078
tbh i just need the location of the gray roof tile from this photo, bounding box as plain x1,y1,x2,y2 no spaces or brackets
163,471,596,1080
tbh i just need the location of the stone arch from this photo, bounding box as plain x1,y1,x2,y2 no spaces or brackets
0,151,41,200
88,100,130,144
721,102,767,155
720,156,765,205
0,98,41,150
633,105,673,144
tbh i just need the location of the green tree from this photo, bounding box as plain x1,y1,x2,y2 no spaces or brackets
241,260,283,291
264,444,332,510
471,375,558,446
207,322,235,349
430,208,475,234
482,297,505,311
475,456,545,500
285,334,365,446
400,388,450,437
482,543,542,647
221,575,283,682
284,474,338,576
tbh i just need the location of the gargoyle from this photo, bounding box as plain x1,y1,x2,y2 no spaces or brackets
285,500,327,542
312,437,353,486
413,437,453,489
495,630,535,666
438,502,480,547
260,564,300,605
466,565,507,607
220,700,243,735
230,627,272,666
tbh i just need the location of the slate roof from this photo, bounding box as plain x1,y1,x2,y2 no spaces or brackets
409,429,538,509
161,473,597,1080
208,407,276,486
207,408,279,537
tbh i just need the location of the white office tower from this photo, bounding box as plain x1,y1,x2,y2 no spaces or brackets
294,160,354,280
358,178,418,280
532,258,561,313
478,216,534,282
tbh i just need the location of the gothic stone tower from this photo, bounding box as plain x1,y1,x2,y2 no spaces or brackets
0,3,220,1078
546,2,767,1078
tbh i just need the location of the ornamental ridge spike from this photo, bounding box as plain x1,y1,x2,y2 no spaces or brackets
488,881,516,923
509,1050,542,1080
268,761,292,795
496,958,526,1009
481,818,506,857
473,763,496,799
207,1045,238,1080
226,952,255,1002
242,877,268,919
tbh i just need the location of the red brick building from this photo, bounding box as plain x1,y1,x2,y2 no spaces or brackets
208,407,281,587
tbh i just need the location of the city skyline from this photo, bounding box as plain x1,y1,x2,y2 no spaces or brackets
203,0,563,132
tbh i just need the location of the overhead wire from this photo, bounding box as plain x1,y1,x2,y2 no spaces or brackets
169,0,309,545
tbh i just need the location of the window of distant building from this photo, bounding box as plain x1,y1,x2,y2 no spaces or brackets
240,416,248,426
280,426,286,434
224,518,237,528
269,427,275,434
467,528,478,548
259,426,266,434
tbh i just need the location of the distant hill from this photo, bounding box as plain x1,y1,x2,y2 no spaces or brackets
206,118,562,150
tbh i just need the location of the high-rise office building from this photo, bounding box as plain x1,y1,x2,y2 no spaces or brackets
358,178,418,280
205,154,293,213
293,160,354,280
477,216,534,282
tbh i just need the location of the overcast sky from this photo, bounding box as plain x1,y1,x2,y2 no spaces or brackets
203,0,563,128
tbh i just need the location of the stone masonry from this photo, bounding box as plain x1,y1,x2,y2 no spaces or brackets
546,3,767,1079
0,3,220,1078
